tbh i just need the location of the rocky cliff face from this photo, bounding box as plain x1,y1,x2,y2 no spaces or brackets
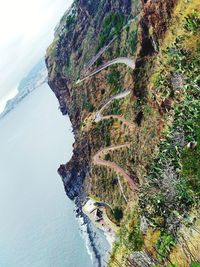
46,0,200,266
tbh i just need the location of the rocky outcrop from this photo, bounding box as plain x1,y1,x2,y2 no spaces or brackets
130,252,153,267
58,139,91,199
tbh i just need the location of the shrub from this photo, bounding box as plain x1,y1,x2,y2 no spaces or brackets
110,99,122,115
184,11,200,32
113,207,123,222
127,223,144,250
156,232,175,261
65,14,76,28
107,69,120,85
181,127,200,196
129,30,138,53
107,69,121,93
83,100,95,112
98,12,125,48
105,154,111,161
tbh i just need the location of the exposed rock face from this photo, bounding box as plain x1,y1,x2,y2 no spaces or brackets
130,252,153,267
58,138,91,199
140,0,178,54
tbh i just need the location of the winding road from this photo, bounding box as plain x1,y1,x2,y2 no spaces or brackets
77,52,137,191
76,57,135,85
94,90,135,129
97,114,135,129
93,144,138,191
80,13,139,78
93,91,137,191
80,37,116,77
95,90,130,121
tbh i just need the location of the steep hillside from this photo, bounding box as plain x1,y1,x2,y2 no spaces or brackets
46,0,200,266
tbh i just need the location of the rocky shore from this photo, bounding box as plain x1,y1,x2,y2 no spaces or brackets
74,194,111,267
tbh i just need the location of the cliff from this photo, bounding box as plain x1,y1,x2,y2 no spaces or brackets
46,0,200,266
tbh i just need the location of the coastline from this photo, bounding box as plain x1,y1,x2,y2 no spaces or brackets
74,196,111,267
57,128,112,266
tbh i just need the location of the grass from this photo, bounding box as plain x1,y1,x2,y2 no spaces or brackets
109,3,200,265
181,128,200,196
141,36,200,218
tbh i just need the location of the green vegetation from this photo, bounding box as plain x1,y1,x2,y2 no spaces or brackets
107,69,120,86
58,1,77,34
110,99,122,115
106,68,122,94
181,128,200,195
126,223,144,251
98,12,125,49
92,119,115,148
117,213,144,252
129,30,138,53
184,11,200,32
156,232,175,261
105,154,112,161
113,207,123,222
65,14,76,28
103,99,122,116
191,262,200,267
82,100,95,112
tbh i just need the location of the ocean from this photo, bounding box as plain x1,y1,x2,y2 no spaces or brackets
0,83,93,267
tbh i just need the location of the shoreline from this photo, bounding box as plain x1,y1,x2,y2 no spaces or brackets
59,141,112,266
74,197,111,267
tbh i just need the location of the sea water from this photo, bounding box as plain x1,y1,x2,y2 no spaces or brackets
0,84,93,267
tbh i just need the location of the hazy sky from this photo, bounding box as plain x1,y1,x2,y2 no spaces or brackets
0,0,73,112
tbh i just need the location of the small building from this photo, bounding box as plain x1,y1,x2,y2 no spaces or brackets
93,208,103,222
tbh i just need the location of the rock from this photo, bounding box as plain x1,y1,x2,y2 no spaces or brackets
187,141,197,149
171,74,183,91
172,129,185,147
130,251,153,267
140,216,148,234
